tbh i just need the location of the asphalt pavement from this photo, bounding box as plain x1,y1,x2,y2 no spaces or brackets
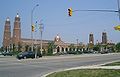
0,53,120,77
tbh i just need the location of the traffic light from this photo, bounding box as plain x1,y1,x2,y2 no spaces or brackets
114,25,120,31
32,24,35,32
68,8,72,16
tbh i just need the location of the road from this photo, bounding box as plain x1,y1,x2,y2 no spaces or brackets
0,53,120,77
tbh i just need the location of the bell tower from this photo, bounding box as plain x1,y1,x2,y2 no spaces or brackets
89,33,94,45
102,32,107,44
88,33,94,50
3,17,11,48
12,13,21,45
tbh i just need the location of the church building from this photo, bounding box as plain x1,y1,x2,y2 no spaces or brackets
3,14,80,54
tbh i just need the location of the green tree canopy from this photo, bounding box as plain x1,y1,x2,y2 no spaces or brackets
47,42,56,55
115,42,120,52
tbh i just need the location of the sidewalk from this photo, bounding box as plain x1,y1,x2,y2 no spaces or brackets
65,65,120,70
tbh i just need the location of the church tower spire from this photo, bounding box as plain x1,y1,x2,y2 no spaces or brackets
89,32,94,45
102,31,107,44
12,13,21,45
3,17,11,48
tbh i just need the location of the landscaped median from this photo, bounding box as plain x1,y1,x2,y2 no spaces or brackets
42,61,120,77
103,61,120,66
46,69,120,77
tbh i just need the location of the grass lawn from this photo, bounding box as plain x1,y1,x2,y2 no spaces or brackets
46,69,120,77
104,61,120,66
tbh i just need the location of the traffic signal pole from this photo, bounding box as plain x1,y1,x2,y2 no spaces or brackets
73,10,118,13
69,0,120,21
68,0,120,30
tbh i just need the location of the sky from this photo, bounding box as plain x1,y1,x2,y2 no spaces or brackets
0,0,120,47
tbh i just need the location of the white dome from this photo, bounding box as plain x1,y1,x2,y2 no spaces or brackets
56,35,60,39
55,34,61,42
6,17,10,21
16,13,19,17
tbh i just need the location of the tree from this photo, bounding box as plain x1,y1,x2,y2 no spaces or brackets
18,42,22,52
25,45,29,51
5,46,7,52
107,45,115,53
10,44,12,51
13,43,16,52
93,45,101,51
0,46,4,52
115,42,120,52
47,42,56,55
88,43,94,51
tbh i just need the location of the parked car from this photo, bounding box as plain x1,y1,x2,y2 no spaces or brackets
0,52,3,55
100,51,108,54
2,52,14,56
16,51,42,60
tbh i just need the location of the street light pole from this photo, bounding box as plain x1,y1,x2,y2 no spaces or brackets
31,4,39,52
39,23,43,55
35,21,38,59
76,39,79,51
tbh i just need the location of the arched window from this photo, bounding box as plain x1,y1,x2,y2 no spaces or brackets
69,48,72,51
65,48,68,51
57,47,60,52
62,47,64,52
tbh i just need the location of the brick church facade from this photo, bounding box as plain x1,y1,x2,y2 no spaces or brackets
3,14,81,54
